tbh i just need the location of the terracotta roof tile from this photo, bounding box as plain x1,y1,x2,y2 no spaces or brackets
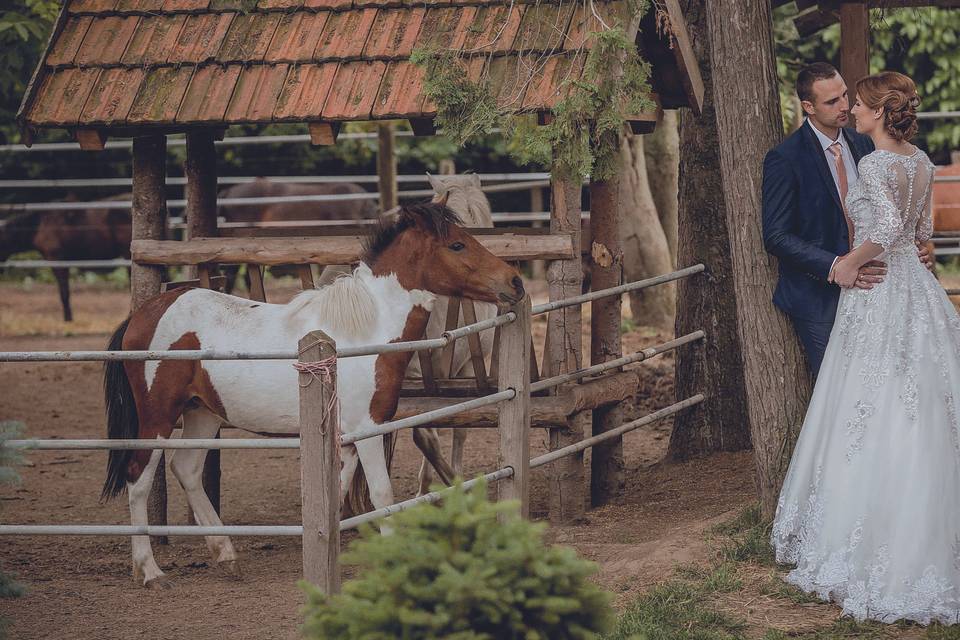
218,12,283,62
122,15,188,65
75,16,140,66
257,0,304,8
487,54,532,109
127,66,194,123
68,0,119,13
265,11,329,62
322,60,386,119
274,63,338,120
564,2,630,51
79,67,145,123
372,60,426,118
177,64,242,121
417,8,472,50
46,16,93,67
170,13,234,63
225,63,291,121
207,0,250,9
513,2,575,52
460,5,524,54
27,68,100,126
520,51,584,110
302,0,352,10
313,8,377,59
115,0,165,11
162,0,211,10
362,8,424,58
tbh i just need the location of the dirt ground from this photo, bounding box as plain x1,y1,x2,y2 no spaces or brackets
1,277,957,639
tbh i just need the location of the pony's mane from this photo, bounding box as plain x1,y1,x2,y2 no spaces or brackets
286,265,377,339
362,202,463,264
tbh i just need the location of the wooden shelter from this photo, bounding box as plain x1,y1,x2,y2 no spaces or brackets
785,0,959,96
18,0,703,524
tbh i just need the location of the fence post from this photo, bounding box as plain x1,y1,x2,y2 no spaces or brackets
497,296,532,518
298,331,340,594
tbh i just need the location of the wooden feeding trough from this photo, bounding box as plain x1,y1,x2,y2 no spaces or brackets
18,0,704,525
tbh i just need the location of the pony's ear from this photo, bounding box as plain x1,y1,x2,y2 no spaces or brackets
426,172,443,193
470,173,481,187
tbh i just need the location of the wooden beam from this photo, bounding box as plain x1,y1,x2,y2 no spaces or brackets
131,134,168,545
76,129,106,150
662,0,705,116
409,118,436,136
308,122,340,145
377,122,398,210
794,7,840,37
132,233,577,266
627,111,660,135
537,111,554,126
839,2,870,115
497,297,531,518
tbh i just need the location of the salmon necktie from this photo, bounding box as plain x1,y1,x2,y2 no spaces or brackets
828,141,855,246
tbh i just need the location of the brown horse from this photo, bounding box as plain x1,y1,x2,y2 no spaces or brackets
102,202,524,586
218,178,378,291
0,195,132,321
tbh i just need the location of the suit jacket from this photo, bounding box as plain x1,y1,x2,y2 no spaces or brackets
762,121,874,322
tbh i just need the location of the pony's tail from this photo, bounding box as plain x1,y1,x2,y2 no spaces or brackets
101,317,137,501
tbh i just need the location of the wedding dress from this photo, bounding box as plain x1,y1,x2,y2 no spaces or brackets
771,148,960,625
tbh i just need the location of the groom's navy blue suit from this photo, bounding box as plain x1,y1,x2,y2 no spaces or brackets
762,121,874,375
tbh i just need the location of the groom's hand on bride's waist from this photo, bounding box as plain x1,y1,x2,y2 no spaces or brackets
829,255,886,289
916,240,934,271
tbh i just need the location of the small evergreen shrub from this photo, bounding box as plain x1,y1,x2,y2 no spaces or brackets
302,480,613,640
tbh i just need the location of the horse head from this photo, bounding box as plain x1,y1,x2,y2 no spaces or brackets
364,202,524,305
427,173,493,228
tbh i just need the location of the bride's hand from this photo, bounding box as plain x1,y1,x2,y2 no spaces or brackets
833,258,860,288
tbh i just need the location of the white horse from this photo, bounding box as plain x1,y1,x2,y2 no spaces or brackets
102,203,523,586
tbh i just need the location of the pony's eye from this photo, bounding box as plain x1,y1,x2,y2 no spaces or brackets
449,242,465,252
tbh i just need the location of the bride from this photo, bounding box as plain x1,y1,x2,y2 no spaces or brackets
771,71,960,625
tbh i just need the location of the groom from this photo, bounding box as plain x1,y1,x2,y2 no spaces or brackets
762,62,931,376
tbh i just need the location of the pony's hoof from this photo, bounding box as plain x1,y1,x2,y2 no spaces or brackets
143,574,173,590
218,559,242,581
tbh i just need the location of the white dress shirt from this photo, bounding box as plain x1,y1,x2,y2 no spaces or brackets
807,119,860,275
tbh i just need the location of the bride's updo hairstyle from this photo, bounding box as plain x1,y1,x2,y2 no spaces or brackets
855,71,921,142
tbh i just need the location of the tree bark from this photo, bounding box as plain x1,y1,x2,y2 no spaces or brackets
669,0,752,462
706,0,811,520
589,157,625,506
644,110,680,266
619,133,675,328
545,173,587,523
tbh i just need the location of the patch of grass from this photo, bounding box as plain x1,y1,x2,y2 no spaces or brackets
757,571,822,605
710,504,776,566
761,618,904,640
603,564,748,640
927,623,960,639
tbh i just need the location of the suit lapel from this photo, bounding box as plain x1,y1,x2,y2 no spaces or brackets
803,120,843,212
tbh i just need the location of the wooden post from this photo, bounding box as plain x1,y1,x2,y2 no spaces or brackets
298,331,340,593
497,296,531,517
839,2,869,120
531,186,546,279
544,172,587,523
184,130,221,522
588,174,625,506
132,135,169,544
377,123,398,211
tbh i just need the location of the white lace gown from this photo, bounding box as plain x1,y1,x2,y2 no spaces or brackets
771,149,960,625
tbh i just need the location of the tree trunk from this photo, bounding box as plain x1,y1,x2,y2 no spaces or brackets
668,0,752,462
706,0,811,520
619,133,675,328
589,158,625,507
644,110,680,266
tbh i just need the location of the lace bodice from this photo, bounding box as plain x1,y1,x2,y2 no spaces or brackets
845,149,935,253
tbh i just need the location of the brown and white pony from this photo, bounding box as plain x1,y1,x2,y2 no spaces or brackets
102,202,524,586
319,173,497,498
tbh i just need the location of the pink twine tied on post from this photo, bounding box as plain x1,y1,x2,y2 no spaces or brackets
293,354,340,439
